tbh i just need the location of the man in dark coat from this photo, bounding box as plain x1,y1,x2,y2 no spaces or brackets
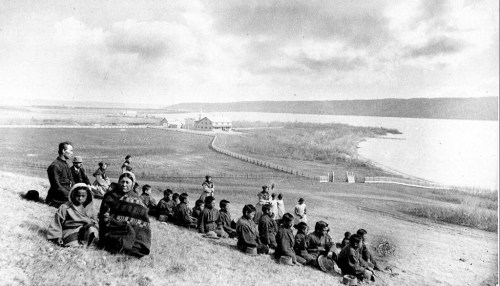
70,156,91,185
46,142,75,208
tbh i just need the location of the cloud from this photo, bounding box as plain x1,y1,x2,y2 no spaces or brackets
210,1,390,47
406,36,465,58
297,55,366,72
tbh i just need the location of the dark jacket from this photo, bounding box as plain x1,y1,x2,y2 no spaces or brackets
174,202,195,226
70,166,91,185
46,157,74,208
236,216,259,251
275,226,296,259
197,207,221,233
219,209,236,234
258,213,277,246
338,245,367,276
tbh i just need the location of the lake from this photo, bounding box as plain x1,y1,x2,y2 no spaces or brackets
166,112,499,190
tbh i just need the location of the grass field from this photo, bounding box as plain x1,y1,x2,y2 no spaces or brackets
0,125,498,285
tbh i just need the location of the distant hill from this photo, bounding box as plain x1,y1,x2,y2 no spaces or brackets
167,97,498,121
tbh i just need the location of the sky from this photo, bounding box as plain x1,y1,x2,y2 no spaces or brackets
0,0,498,106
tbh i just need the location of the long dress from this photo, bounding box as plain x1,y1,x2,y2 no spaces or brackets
293,203,307,225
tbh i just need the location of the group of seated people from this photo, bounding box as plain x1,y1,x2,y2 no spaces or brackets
46,171,380,282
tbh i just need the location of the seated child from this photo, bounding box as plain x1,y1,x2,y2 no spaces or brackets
258,204,278,249
197,196,225,237
275,213,300,265
157,189,173,221
236,204,269,255
337,234,374,282
47,183,99,247
219,199,237,238
294,222,314,265
357,229,380,270
341,231,351,248
139,184,157,216
191,199,204,221
174,193,197,228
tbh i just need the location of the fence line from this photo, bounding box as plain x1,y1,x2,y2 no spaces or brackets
365,177,452,189
2,124,455,189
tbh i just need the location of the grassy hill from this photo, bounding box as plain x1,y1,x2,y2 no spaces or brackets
168,97,499,121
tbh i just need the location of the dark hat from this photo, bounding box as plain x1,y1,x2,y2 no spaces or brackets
298,198,304,202
98,161,107,167
25,190,40,202
73,156,83,163
125,155,132,160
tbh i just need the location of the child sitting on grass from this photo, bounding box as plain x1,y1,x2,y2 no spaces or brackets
341,231,351,248
219,199,237,238
139,184,157,216
47,183,98,247
357,228,380,271
192,199,204,221
275,213,300,265
258,204,278,249
338,234,374,282
198,196,225,237
236,204,269,255
174,193,197,228
157,189,173,221
294,222,314,265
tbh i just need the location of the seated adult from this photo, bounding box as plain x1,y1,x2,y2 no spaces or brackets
99,172,151,257
92,162,110,194
305,221,334,265
357,229,380,270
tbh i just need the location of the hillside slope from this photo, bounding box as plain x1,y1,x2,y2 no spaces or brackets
168,97,499,121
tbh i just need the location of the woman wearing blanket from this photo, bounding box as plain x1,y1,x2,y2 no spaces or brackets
99,172,151,257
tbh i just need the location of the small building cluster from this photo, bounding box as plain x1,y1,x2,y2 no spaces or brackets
160,114,232,132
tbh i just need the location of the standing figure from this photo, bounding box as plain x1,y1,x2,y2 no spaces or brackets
92,162,110,194
253,186,270,224
121,155,133,173
293,198,307,225
47,183,98,247
199,175,215,201
276,193,285,221
270,193,279,220
46,142,75,208
99,172,151,257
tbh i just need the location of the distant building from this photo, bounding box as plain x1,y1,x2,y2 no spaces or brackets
160,118,169,126
194,116,232,131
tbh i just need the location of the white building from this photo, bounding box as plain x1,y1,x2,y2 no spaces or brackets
194,116,232,131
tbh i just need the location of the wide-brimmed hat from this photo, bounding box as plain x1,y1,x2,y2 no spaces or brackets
342,274,358,285
73,156,83,163
298,198,304,203
245,247,257,256
279,256,293,266
317,255,335,272
203,231,219,239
